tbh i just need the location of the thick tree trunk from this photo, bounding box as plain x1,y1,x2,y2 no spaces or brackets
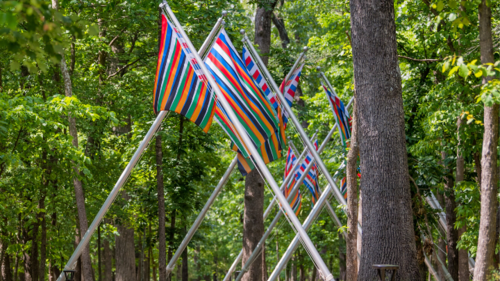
156,134,166,281
2,252,13,281
254,0,278,66
442,151,459,280
346,99,358,281
349,0,420,279
241,169,264,281
103,236,112,281
115,220,135,281
474,1,499,279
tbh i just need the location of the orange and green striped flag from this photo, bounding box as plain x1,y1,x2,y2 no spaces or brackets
153,12,216,133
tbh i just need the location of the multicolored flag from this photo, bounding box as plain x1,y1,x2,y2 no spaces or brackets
280,63,305,106
295,140,321,205
154,12,216,133
321,81,351,147
235,133,283,176
205,28,279,154
283,146,302,215
340,168,361,199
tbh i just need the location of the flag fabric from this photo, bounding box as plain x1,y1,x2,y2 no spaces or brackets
242,47,277,110
340,168,361,199
283,146,302,215
295,140,321,205
321,81,351,147
279,63,305,106
235,133,283,176
204,28,279,154
154,12,216,133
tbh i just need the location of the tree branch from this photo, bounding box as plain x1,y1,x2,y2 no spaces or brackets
106,58,141,80
398,55,443,62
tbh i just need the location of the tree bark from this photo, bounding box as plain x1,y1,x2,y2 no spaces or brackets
271,14,289,49
51,1,94,279
474,1,499,280
456,117,470,281
39,196,46,281
338,233,346,281
349,0,420,279
115,219,135,281
254,0,278,66
346,99,358,281
181,228,188,281
241,169,264,281
103,236,112,281
442,151,459,281
156,133,166,281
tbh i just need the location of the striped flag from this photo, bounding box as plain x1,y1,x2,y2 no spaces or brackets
154,12,216,133
283,147,302,215
280,63,305,106
235,133,283,176
321,81,351,147
205,28,279,153
242,46,288,148
242,47,277,110
295,140,320,205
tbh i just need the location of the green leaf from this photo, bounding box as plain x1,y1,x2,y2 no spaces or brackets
442,61,450,73
436,1,445,12
474,70,483,78
449,66,459,76
458,64,469,77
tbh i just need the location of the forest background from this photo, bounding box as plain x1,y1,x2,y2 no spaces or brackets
0,0,499,280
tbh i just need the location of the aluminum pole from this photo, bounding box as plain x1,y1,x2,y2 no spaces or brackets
241,32,347,208
268,182,335,281
426,191,476,269
165,156,238,276
56,111,168,281
424,254,442,281
198,12,227,56
235,161,348,281
222,133,319,281
162,3,333,279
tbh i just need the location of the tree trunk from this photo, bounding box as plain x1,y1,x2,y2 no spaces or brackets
182,228,188,281
346,99,358,281
51,1,94,279
474,1,499,279
349,0,420,279
39,196,46,281
156,133,166,281
98,226,101,281
115,220,135,281
2,253,13,281
241,169,264,281
456,116,470,281
254,0,278,66
442,151,459,280
338,233,346,281
357,191,362,267
103,236,112,281
166,210,175,281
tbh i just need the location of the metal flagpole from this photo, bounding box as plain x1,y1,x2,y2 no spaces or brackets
288,141,343,228
222,132,319,281
162,3,334,280
234,161,348,281
222,109,354,281
165,157,238,276
56,111,168,281
426,191,476,269
267,182,337,281
240,32,347,209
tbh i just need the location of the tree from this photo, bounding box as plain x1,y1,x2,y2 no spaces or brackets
473,0,499,279
349,0,420,279
346,99,358,281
